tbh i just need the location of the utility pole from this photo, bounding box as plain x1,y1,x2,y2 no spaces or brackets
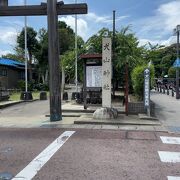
75,0,78,93
24,0,28,93
112,10,116,97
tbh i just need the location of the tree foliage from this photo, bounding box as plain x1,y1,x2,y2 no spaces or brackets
17,26,39,63
17,27,39,81
131,65,155,100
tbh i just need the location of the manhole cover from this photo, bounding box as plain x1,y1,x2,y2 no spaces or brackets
0,172,13,180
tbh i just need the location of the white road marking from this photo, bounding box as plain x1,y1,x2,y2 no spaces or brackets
167,176,180,180
12,131,75,180
158,151,180,163
160,136,180,145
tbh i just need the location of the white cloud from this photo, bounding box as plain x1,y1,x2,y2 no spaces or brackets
86,12,129,24
136,1,180,39
0,49,11,56
138,36,176,47
59,12,129,41
0,27,18,45
59,16,88,40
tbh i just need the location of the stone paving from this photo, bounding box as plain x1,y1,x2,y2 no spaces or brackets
0,99,167,132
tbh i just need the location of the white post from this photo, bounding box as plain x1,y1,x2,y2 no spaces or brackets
102,37,112,108
24,0,28,92
75,0,78,92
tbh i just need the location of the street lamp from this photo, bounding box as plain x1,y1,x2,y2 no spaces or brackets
173,25,180,99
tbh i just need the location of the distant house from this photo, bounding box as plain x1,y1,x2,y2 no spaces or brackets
0,58,25,89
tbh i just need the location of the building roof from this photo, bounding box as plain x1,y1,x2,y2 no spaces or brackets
0,58,25,69
80,53,102,60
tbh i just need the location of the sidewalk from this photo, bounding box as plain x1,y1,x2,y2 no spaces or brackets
0,99,167,132
151,90,180,133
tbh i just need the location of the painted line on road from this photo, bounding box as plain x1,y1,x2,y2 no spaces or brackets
158,151,180,163
12,131,75,180
160,136,180,145
167,176,180,180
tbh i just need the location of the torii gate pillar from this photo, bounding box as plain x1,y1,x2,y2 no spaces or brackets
0,0,8,7
47,0,61,121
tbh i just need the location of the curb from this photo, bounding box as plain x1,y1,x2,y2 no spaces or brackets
0,99,39,109
74,120,161,126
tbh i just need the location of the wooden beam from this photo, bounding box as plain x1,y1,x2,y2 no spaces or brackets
0,3,87,16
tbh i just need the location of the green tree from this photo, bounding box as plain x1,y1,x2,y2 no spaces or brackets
58,21,75,54
34,22,85,85
17,27,39,80
85,28,110,53
131,65,155,100
2,53,24,62
168,67,176,78
34,28,49,84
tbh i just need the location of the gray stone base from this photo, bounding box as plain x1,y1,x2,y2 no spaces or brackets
93,107,118,120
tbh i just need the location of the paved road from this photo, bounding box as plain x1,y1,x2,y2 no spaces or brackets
0,128,180,180
151,90,180,132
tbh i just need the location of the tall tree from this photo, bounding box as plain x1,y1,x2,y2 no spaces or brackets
35,28,49,84
58,21,75,55
17,27,39,81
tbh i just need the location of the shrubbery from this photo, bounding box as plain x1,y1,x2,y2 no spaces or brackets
168,67,176,78
131,65,155,100
17,80,49,91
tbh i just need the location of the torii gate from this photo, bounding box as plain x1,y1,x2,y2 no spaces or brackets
0,0,88,121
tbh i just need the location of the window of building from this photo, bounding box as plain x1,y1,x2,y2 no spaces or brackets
19,71,25,79
0,69,7,76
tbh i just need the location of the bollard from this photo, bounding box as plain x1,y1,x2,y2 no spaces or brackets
20,91,33,101
40,91,47,100
172,89,174,97
160,86,162,93
167,89,169,95
163,87,165,94
62,92,68,101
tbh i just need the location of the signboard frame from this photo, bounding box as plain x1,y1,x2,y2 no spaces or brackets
86,65,102,88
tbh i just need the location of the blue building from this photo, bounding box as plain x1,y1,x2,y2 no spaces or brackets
0,58,25,89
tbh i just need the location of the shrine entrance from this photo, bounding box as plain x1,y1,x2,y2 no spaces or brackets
0,0,88,121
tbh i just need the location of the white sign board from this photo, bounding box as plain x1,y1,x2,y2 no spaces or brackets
102,37,112,108
144,68,150,107
86,66,102,87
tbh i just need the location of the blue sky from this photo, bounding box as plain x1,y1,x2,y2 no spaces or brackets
0,0,180,56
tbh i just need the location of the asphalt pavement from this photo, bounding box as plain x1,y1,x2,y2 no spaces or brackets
151,90,180,133
0,128,180,180
0,91,180,179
